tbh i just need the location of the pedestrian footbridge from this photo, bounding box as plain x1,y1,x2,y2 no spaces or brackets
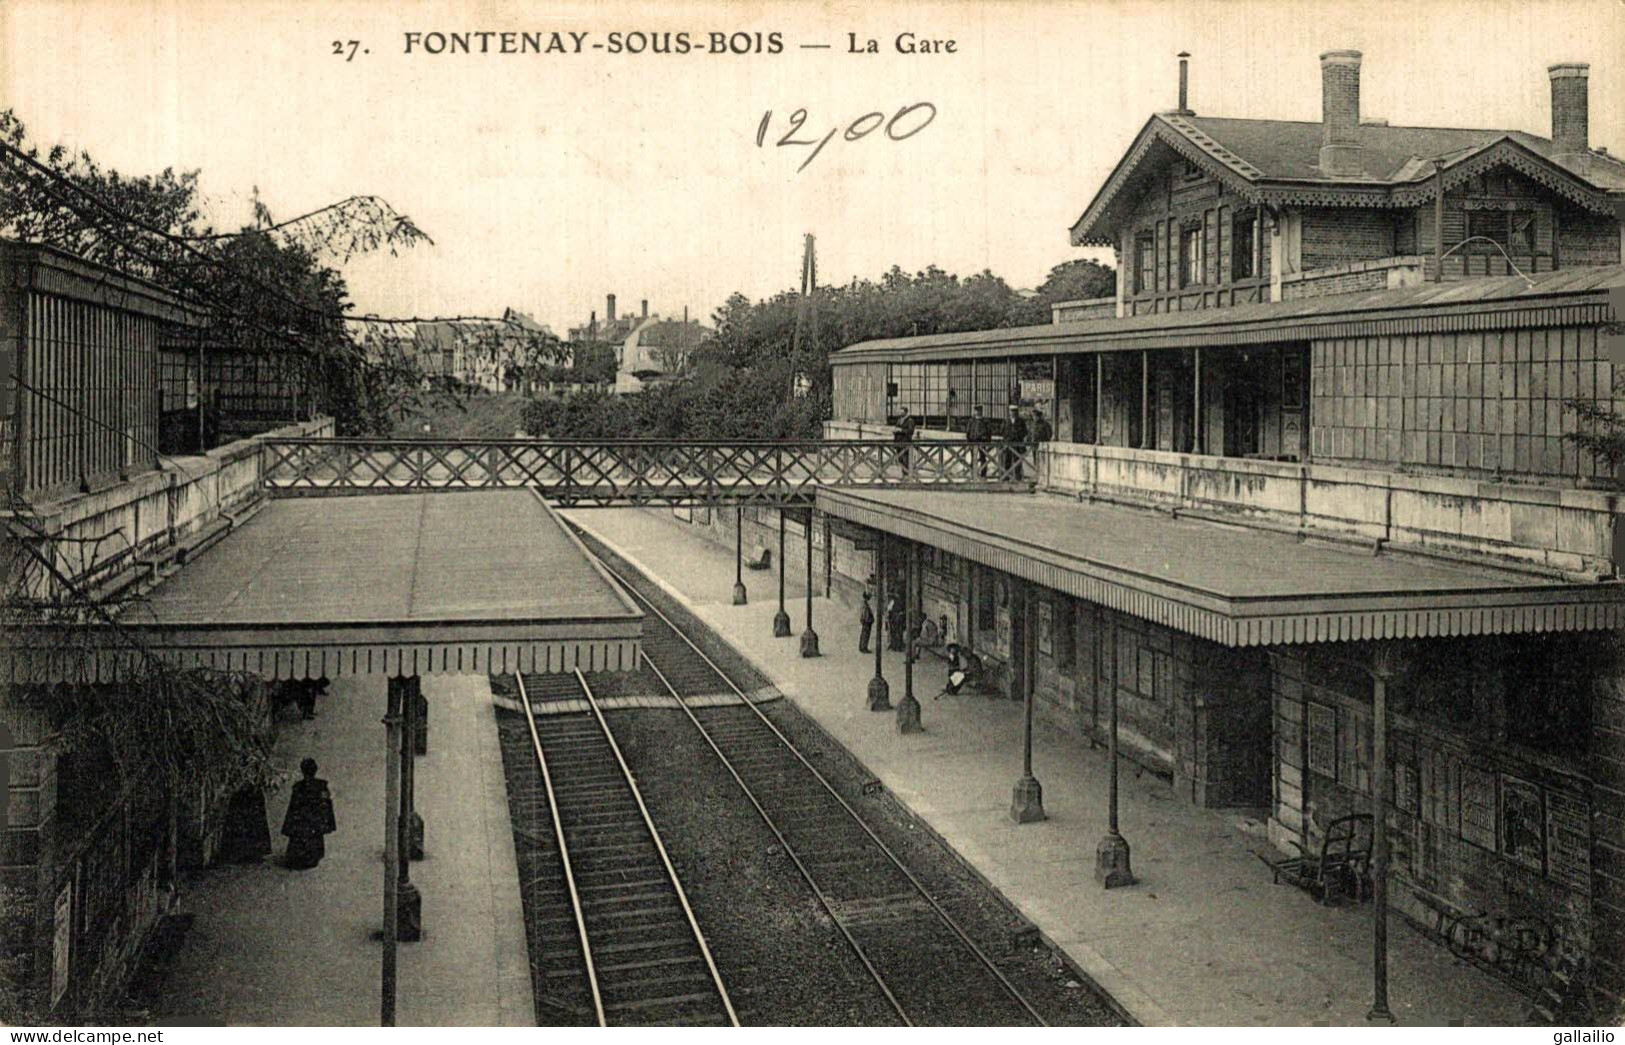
260,437,1035,505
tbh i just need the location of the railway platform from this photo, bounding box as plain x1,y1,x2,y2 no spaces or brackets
153,674,534,1026
565,506,1533,1028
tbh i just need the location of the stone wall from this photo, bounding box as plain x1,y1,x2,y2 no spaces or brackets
1269,641,1616,1010
1,416,331,1014
1039,441,1618,576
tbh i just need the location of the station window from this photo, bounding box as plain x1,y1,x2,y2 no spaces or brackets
1465,209,1536,254
1232,212,1256,280
1179,224,1204,287
1134,233,1155,295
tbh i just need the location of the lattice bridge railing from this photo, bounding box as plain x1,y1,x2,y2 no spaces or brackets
259,439,1035,506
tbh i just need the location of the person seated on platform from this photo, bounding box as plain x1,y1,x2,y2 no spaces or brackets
938,644,987,699
281,758,337,871
746,546,772,571
912,613,942,657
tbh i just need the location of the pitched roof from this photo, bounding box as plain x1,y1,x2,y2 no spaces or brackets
1071,113,1625,246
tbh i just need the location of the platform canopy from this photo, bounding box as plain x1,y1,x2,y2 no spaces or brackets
7,489,642,682
817,487,1625,648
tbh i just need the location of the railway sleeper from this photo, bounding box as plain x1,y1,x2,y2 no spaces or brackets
598,967,717,998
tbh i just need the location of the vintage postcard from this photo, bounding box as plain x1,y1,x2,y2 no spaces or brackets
2,0,1623,1034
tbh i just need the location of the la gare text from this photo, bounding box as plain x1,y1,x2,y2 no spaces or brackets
399,31,956,56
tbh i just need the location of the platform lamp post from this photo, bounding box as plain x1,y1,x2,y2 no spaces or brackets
1095,621,1134,887
868,532,892,711
732,506,747,605
773,510,791,637
896,541,923,733
381,679,404,1026
397,678,423,942
800,510,821,657
1011,586,1045,822
1367,644,1397,1024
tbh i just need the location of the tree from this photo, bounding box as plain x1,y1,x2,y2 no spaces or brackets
1565,323,1625,477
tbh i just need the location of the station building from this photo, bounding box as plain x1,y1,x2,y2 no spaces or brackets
816,51,1625,1009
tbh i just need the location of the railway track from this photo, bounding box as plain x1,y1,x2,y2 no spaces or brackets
573,527,1047,1027
505,668,737,1027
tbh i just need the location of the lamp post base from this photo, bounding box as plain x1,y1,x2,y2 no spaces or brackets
773,610,791,637
732,582,747,606
896,694,922,734
800,629,821,658
867,676,891,711
1010,775,1047,823
1365,1005,1395,1024
1094,831,1135,889
397,881,423,942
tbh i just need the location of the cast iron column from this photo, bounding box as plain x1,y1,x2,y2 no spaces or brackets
1095,354,1105,445
1368,648,1396,1023
800,512,821,657
896,541,922,733
867,532,891,710
397,678,423,941
1193,347,1204,455
381,678,403,1026
1141,351,1150,449
1011,586,1046,822
823,516,832,597
1095,621,1134,887
773,510,791,636
732,506,747,605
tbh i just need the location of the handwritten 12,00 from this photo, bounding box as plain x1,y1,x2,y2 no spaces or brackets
756,103,937,172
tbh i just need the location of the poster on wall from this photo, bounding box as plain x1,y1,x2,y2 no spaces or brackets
1460,766,1497,850
1500,774,1545,872
1545,788,1592,893
51,880,71,1009
1306,703,1337,779
1394,762,1419,815
1037,600,1053,656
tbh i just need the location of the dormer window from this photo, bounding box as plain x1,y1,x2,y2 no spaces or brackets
1466,209,1536,255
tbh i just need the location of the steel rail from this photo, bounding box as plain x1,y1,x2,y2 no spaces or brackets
515,672,606,1026
637,650,911,1026
572,668,740,1027
585,541,1048,1027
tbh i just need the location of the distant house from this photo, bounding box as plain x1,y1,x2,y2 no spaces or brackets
568,293,648,345
614,316,710,394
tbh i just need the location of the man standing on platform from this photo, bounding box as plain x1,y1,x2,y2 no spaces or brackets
895,406,918,475
1003,406,1029,480
858,582,876,653
966,404,990,477
1031,409,1053,446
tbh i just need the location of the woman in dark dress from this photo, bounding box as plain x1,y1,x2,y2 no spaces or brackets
282,758,336,870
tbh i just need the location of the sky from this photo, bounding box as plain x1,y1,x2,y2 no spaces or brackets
3,0,1623,334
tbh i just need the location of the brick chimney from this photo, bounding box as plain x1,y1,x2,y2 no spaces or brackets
1549,63,1589,162
606,293,617,324
641,298,648,319
1176,52,1193,115
1319,50,1364,178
